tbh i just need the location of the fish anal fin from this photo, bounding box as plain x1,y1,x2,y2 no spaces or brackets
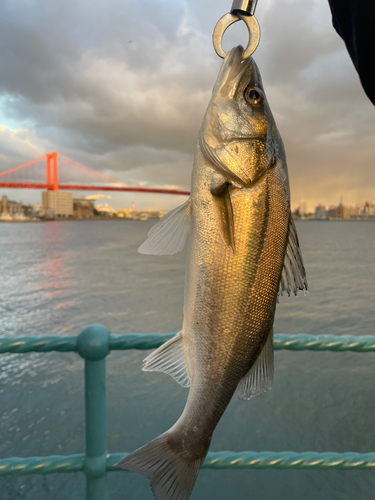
237,328,274,401
138,199,191,256
143,332,190,388
211,181,235,251
279,214,308,297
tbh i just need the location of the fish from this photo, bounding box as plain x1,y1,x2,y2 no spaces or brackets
117,45,307,500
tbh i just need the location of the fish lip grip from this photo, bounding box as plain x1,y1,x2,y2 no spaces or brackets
213,0,260,60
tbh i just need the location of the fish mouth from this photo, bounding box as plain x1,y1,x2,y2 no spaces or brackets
227,45,251,75
213,46,253,98
224,45,244,70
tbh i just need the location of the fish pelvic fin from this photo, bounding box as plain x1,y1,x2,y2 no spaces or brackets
138,199,191,255
237,328,274,400
211,181,235,251
116,432,205,500
143,332,190,388
278,214,308,297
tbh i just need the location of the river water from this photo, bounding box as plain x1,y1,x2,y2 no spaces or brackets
0,220,374,500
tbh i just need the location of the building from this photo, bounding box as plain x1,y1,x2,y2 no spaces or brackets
299,200,307,217
73,197,95,218
25,204,55,219
327,205,337,218
0,195,24,216
343,206,360,219
95,202,117,216
42,191,73,217
361,201,375,217
315,204,328,219
334,203,360,219
117,208,135,219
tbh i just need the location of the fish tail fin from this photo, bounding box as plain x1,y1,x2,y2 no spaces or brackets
116,431,205,500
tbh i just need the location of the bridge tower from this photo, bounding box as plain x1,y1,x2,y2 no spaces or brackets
46,152,58,191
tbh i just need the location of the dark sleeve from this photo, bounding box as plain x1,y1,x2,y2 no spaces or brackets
328,0,375,105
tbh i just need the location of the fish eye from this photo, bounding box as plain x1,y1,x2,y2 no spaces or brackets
245,87,263,106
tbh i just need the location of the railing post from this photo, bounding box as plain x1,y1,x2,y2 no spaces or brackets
78,325,110,500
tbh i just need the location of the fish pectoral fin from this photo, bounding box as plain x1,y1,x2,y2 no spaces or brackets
279,214,308,297
211,182,235,251
142,331,190,388
237,328,274,401
138,199,191,255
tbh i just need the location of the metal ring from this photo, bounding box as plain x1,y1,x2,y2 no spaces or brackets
212,13,260,60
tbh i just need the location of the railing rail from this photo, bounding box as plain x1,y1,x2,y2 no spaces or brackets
1,325,375,499
2,332,375,354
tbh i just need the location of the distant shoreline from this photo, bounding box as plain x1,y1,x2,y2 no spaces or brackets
293,217,375,222
0,216,161,223
1,216,375,223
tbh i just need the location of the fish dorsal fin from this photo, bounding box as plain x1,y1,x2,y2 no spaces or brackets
142,332,190,388
237,328,274,400
211,181,235,251
138,199,191,255
279,215,308,297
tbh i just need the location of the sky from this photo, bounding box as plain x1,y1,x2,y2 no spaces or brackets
0,0,374,212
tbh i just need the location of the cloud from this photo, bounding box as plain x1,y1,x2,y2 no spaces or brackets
0,125,48,166
0,0,374,210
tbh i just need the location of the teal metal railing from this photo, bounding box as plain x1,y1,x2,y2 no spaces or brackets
1,325,375,499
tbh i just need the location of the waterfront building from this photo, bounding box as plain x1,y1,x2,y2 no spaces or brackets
299,200,307,217
327,205,338,218
0,195,24,216
353,201,375,219
42,191,73,217
335,203,360,219
324,202,361,220
315,204,328,219
95,202,117,216
361,202,374,216
117,208,135,219
30,204,44,213
24,204,54,219
73,197,95,218
343,206,361,219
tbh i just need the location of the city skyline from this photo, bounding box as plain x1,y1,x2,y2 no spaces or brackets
2,186,375,214
1,189,375,219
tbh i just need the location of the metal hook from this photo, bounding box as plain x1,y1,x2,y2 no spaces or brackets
213,0,260,60
213,13,260,60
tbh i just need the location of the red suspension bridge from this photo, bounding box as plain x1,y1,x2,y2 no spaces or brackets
0,152,190,196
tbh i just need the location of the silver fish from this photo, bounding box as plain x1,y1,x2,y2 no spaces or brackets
117,45,307,500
